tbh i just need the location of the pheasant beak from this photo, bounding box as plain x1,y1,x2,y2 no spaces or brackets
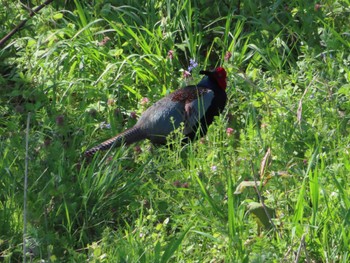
200,68,227,90
199,70,213,76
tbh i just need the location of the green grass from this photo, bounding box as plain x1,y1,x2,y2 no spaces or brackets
1,0,350,262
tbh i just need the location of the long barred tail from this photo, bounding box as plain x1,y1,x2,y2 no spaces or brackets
84,127,146,158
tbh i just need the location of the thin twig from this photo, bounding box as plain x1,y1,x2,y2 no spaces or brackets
237,0,241,15
295,234,306,263
250,160,281,239
259,147,271,180
297,76,316,126
282,245,293,262
19,2,35,15
0,0,55,48
23,112,31,262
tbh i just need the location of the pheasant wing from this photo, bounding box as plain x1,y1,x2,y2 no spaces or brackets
170,86,214,135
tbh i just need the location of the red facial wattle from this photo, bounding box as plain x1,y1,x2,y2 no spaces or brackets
214,67,227,90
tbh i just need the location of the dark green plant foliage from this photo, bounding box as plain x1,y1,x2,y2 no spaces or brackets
1,0,350,261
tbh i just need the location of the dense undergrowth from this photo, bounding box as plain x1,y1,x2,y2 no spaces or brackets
1,0,350,262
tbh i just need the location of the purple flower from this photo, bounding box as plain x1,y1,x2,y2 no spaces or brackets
211,165,217,172
134,145,142,154
98,36,110,46
56,115,65,126
183,70,191,78
107,98,115,106
173,180,181,188
130,111,137,119
167,50,174,60
224,51,232,61
182,182,189,188
99,122,111,129
140,97,150,105
314,3,321,11
187,59,198,72
226,127,234,136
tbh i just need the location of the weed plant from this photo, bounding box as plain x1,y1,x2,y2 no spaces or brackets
0,0,349,261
